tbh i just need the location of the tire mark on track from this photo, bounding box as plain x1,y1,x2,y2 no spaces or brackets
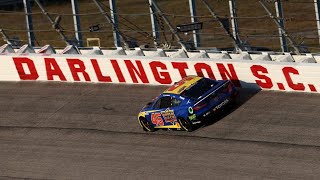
0,175,52,180
39,87,96,124
1,125,320,149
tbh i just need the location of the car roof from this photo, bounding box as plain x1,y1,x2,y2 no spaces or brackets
163,75,203,95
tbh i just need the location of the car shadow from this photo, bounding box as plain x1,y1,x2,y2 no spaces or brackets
192,88,261,131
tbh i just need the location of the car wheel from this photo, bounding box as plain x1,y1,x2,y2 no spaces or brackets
178,117,193,132
139,117,155,132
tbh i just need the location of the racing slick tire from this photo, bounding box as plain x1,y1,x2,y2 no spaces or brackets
178,117,193,132
139,117,155,132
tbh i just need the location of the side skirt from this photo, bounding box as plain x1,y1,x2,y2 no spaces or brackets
155,123,181,129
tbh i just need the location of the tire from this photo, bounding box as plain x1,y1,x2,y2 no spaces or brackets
139,117,155,132
177,117,193,132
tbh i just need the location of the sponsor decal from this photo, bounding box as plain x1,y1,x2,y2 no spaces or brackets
187,100,191,104
188,114,197,121
213,99,230,112
161,108,177,124
192,121,201,125
203,111,211,117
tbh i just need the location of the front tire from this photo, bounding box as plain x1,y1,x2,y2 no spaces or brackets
178,117,193,132
139,117,155,132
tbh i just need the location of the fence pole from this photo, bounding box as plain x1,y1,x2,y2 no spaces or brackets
189,0,200,48
109,0,121,47
259,0,300,54
34,0,70,46
275,0,288,52
229,0,240,44
148,0,160,46
71,0,83,47
314,0,320,45
93,0,128,48
0,29,13,45
201,0,241,51
23,0,35,47
149,0,187,50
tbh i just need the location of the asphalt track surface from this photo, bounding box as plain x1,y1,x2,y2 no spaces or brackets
1,82,320,179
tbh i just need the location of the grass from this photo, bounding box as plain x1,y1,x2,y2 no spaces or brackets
0,0,319,52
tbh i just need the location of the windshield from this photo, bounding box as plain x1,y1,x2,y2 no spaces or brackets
180,78,217,99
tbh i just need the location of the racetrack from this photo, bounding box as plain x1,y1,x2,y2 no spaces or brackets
1,82,320,179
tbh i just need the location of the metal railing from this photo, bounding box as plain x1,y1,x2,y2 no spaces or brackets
1,0,320,53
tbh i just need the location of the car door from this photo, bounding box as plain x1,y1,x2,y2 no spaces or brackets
147,96,179,127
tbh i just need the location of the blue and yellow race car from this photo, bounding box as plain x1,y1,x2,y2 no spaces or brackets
138,75,238,132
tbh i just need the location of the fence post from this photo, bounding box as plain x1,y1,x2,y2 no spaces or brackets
93,0,128,48
275,0,288,52
149,0,188,50
23,0,35,47
34,0,70,46
109,0,121,47
229,0,240,44
71,0,83,47
201,0,241,51
0,29,13,45
314,0,320,46
189,0,200,48
259,0,300,54
149,0,160,46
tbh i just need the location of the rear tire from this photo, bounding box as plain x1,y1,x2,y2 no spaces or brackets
178,117,193,132
139,117,155,132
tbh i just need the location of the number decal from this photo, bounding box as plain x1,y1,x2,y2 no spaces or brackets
151,113,164,126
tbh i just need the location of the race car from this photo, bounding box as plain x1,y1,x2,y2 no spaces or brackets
138,75,238,132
